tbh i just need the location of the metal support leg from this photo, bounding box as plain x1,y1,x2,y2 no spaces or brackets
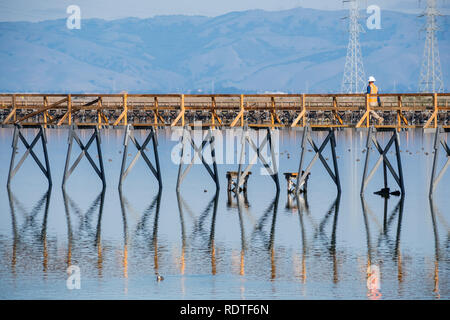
176,126,219,192
361,127,373,195
62,125,106,189
330,130,341,194
7,125,52,188
296,125,340,194
7,126,19,187
361,127,405,196
118,124,162,190
394,130,405,194
236,126,279,193
429,126,450,196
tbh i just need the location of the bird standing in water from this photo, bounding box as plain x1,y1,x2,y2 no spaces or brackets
156,272,164,281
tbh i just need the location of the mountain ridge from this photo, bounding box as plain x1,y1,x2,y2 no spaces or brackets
0,7,448,93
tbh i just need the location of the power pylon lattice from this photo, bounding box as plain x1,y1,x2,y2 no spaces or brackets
419,0,444,93
341,0,366,93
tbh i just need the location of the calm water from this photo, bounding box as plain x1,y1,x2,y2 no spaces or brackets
0,127,448,300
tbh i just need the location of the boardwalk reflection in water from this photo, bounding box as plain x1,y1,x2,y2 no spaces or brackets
7,187,51,276
0,128,448,299
63,188,105,275
429,197,448,300
295,193,341,284
177,191,219,276
361,195,404,299
119,189,161,294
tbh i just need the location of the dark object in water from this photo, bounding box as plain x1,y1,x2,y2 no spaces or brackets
374,187,400,198
156,273,164,281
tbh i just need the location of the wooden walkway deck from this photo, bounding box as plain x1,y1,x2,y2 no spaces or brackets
1,93,449,128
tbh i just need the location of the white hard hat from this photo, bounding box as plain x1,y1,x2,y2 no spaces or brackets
368,76,376,82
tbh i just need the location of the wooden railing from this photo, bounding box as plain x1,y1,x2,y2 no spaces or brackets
1,93,449,128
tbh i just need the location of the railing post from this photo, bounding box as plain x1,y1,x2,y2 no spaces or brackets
366,93,370,128
181,94,185,126
333,96,337,125
43,96,48,128
302,94,306,127
13,94,16,122
211,96,215,128
397,95,402,131
154,97,158,126
97,97,102,128
123,93,128,126
433,93,438,128
67,94,72,125
271,96,275,126
240,94,244,127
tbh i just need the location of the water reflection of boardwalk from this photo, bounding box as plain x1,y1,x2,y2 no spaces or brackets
361,195,404,298
119,190,162,278
7,187,51,275
63,188,105,273
176,191,219,275
0,126,449,299
429,197,449,299
296,193,341,284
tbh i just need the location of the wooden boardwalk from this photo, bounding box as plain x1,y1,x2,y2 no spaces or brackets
1,93,449,128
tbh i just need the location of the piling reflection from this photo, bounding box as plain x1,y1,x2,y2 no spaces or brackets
176,191,219,275
429,196,448,299
360,195,404,299
227,189,249,209
235,193,248,276
296,192,341,284
62,187,105,275
7,186,52,277
119,189,162,278
295,194,307,283
250,191,280,280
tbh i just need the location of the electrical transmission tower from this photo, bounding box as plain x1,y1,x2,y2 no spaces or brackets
419,0,444,93
341,0,366,93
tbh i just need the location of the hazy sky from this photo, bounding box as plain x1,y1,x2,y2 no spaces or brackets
0,0,449,22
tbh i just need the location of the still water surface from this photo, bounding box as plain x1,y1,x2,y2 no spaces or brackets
0,127,448,299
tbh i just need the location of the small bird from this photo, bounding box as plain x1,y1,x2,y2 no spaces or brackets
156,272,164,281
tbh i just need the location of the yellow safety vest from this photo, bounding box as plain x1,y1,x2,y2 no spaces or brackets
368,83,378,104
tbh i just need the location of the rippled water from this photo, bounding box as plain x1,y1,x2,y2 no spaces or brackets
0,127,448,300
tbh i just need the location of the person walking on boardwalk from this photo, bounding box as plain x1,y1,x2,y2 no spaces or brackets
367,76,381,107
367,76,383,123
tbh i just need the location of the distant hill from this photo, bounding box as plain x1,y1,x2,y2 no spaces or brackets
0,7,448,93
